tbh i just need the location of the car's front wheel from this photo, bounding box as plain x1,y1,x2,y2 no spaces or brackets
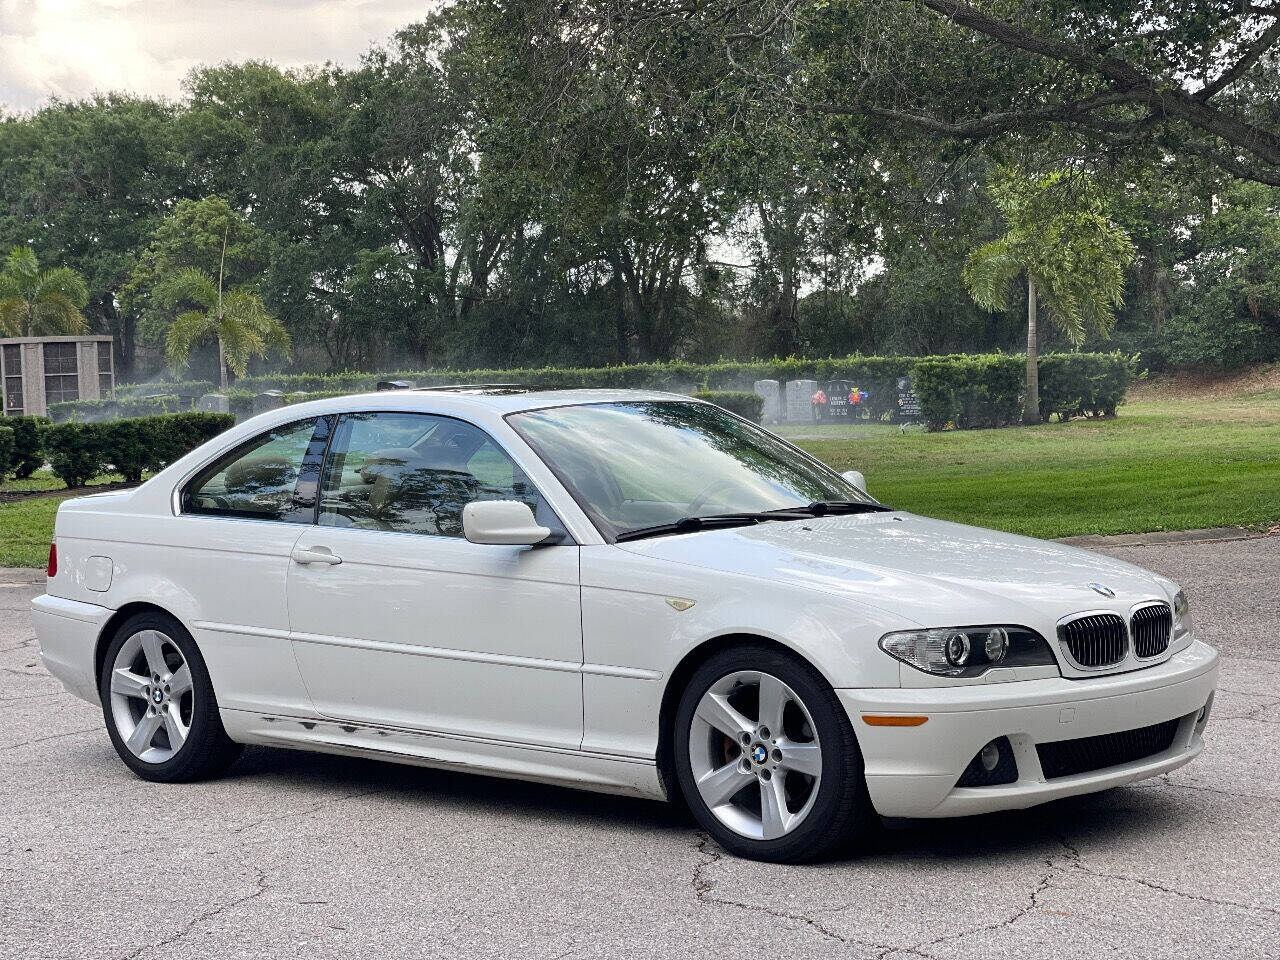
98,611,241,782
673,644,877,862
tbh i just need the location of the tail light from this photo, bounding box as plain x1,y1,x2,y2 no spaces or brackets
47,542,57,578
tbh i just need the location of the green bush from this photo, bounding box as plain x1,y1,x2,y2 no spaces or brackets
44,413,236,488
49,395,192,422
112,380,214,400
44,422,107,488
691,391,766,423
6,416,48,478
0,425,14,479
1037,352,1136,421
910,355,1025,431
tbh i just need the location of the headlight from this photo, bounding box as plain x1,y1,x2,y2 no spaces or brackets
1173,589,1192,640
879,625,1055,678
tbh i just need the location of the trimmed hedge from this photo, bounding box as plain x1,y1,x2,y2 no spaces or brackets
0,424,13,478
691,390,766,423
6,415,48,478
112,380,214,400
83,351,1133,433
43,412,236,488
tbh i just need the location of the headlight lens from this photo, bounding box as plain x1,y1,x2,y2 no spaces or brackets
879,625,1055,677
1173,589,1192,640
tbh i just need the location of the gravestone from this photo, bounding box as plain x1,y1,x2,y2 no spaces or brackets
753,380,781,423
785,379,819,423
252,390,285,415
894,375,922,423
377,379,416,391
196,393,230,414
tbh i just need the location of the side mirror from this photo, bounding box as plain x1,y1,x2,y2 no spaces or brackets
463,500,552,546
841,469,867,493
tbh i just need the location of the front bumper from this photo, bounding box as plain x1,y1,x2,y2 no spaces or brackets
30,593,112,705
840,639,1218,818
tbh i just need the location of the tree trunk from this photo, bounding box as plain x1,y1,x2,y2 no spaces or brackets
1023,276,1041,424
217,335,228,391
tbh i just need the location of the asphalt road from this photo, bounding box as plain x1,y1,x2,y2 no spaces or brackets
2,536,1278,960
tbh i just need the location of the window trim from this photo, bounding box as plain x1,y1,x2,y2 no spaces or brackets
177,415,334,524
315,409,575,544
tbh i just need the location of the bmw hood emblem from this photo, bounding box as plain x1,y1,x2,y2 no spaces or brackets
1089,582,1116,598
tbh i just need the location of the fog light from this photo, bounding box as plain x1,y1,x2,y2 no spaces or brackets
979,741,1001,772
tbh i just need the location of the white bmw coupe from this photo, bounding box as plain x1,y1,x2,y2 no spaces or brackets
33,388,1217,862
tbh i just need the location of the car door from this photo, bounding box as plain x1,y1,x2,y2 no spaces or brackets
172,414,333,716
286,411,583,750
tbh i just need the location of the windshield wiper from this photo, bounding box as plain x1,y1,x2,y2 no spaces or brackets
763,501,893,517
614,511,810,543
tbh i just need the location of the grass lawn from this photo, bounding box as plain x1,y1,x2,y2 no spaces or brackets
783,389,1280,539
1,388,1277,567
0,470,127,568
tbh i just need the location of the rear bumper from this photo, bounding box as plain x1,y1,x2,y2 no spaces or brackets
30,593,112,705
840,639,1218,818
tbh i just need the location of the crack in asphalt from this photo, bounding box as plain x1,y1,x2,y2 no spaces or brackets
1136,775,1280,805
118,863,270,960
0,726,100,752
689,833,923,957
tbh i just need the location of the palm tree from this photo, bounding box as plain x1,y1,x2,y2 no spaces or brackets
157,236,289,389
0,246,89,337
963,170,1135,423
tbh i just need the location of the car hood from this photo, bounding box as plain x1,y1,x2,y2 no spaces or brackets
614,512,1174,628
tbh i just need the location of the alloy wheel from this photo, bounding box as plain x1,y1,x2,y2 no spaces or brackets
688,670,823,840
108,629,194,764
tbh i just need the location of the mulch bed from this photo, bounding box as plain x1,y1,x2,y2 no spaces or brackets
0,481,140,504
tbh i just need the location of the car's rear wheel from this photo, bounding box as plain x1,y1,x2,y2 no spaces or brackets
98,612,241,782
673,644,877,862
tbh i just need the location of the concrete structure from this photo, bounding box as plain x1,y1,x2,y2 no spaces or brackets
0,335,115,419
752,379,782,423
785,378,819,423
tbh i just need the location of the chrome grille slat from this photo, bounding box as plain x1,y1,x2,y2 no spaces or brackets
1058,612,1127,668
1131,602,1172,659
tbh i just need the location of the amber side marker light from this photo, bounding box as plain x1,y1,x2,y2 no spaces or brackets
862,715,928,727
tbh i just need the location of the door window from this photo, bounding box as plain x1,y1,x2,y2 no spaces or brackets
318,412,560,537
181,417,331,522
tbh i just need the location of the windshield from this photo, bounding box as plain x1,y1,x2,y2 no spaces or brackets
507,401,877,540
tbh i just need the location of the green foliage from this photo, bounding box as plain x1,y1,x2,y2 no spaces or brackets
49,395,192,423
43,412,235,487
112,380,215,399
964,170,1136,345
0,425,14,478
6,416,49,479
691,391,766,423
157,266,291,378
1037,353,1137,421
0,246,89,337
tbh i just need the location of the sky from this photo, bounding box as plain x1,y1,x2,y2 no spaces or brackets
0,0,429,112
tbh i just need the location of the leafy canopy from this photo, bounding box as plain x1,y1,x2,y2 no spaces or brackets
963,169,1136,344
158,267,290,378
0,246,89,337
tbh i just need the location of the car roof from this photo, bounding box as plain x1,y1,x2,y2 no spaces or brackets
272,387,694,419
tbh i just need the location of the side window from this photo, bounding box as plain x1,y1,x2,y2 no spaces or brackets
318,412,561,538
181,418,330,523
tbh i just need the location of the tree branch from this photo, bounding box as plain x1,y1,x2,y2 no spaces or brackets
1197,16,1280,100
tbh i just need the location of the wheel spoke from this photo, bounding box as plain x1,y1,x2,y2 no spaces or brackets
756,673,789,734
110,668,150,701
126,712,162,754
695,692,755,741
696,759,755,808
161,703,189,749
759,776,791,840
167,663,193,698
139,631,168,678
777,740,822,778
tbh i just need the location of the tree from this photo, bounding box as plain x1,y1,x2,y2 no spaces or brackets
963,169,1135,422
158,261,290,389
0,246,89,337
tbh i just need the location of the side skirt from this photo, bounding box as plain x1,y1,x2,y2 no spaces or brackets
221,708,668,801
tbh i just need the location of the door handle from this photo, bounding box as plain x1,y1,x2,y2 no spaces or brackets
292,546,342,565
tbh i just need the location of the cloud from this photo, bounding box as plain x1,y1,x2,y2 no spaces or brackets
0,0,431,111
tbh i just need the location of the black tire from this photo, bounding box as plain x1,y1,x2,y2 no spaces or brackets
98,611,242,782
673,643,878,862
